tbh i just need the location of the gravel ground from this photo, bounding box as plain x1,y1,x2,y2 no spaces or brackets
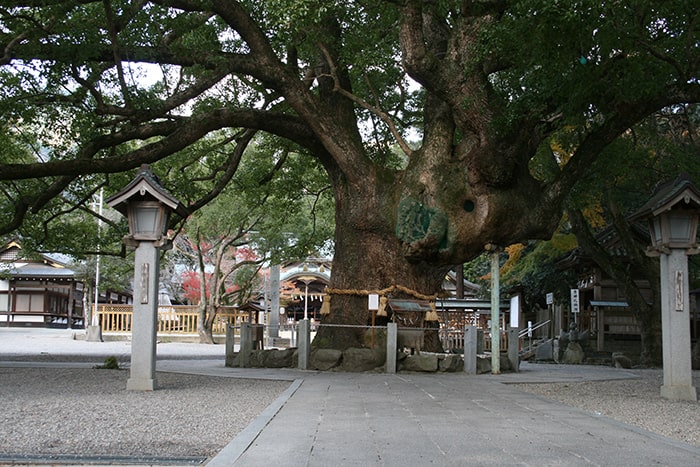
511,368,700,447
0,368,289,463
1,342,698,464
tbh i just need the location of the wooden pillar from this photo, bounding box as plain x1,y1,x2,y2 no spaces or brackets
66,282,74,329
596,306,605,352
456,264,464,299
10,281,16,322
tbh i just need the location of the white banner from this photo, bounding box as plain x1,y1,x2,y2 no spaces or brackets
510,295,519,328
570,289,580,314
368,294,379,311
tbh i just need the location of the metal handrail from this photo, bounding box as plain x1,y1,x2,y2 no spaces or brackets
518,319,551,338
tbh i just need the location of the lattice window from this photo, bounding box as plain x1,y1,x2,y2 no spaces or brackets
0,246,20,262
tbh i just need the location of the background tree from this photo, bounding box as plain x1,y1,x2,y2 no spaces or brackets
0,1,698,350
168,138,333,342
173,230,261,343
500,106,700,365
563,106,700,365
499,235,579,311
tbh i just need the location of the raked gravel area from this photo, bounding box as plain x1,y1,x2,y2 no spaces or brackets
511,368,700,448
0,367,290,464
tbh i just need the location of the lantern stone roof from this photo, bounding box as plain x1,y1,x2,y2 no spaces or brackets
631,174,700,221
106,164,188,218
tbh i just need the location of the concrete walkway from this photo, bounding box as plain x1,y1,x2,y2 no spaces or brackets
2,328,699,466
210,370,699,466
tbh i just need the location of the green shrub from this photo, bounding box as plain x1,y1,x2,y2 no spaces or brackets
95,356,120,370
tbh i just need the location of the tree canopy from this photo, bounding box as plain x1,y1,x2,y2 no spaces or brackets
1,1,698,348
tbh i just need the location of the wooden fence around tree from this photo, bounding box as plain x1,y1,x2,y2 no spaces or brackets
94,304,253,335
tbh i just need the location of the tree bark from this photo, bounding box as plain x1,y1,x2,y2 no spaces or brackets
313,167,450,350
198,303,216,344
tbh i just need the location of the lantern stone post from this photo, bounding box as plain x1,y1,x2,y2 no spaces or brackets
633,174,699,401
106,165,187,391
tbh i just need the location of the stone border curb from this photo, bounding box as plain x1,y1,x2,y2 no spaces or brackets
204,378,304,466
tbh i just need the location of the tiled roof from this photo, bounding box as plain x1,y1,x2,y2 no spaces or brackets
5,262,75,279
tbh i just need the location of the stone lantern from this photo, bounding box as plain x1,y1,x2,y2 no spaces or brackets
633,174,699,401
106,165,187,390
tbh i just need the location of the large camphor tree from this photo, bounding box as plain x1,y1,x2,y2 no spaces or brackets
1,1,698,349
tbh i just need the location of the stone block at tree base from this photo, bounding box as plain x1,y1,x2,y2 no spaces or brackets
400,353,438,372
230,348,295,368
476,355,491,374
340,347,386,372
226,352,240,367
259,348,296,368
397,329,424,354
226,347,519,374
438,353,463,372
474,354,514,374
311,349,343,370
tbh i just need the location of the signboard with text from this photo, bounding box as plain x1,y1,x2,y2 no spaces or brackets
570,289,580,314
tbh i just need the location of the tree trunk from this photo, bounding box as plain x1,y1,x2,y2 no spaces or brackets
638,309,662,366
315,231,447,350
197,303,216,344
315,175,449,350
631,282,662,366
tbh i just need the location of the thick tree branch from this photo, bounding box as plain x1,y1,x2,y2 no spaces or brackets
102,0,131,106
0,109,322,180
398,1,440,90
187,129,255,213
70,63,230,124
0,29,28,66
0,175,76,235
2,198,30,235
550,83,700,205
318,43,414,158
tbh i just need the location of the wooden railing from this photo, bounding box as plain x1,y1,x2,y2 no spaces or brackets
440,326,509,352
482,331,509,352
94,304,253,335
